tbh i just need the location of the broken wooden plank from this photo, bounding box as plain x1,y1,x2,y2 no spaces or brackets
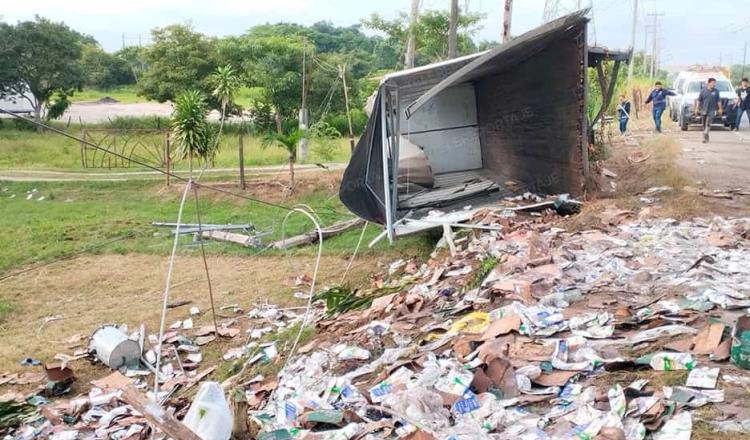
121,386,201,440
201,230,259,247
271,218,365,249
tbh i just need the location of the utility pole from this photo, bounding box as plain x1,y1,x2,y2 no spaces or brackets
742,41,748,79
405,0,420,69
502,0,513,42
448,0,458,58
339,64,356,152
543,0,560,23
298,45,310,161
627,0,638,81
122,33,125,49
646,12,664,79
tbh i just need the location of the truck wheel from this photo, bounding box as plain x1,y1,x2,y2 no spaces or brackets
680,114,688,131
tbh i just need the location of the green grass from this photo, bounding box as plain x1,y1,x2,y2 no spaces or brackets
70,86,145,104
0,180,434,274
0,128,353,170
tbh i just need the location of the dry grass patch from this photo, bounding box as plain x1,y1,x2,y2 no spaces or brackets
0,252,383,374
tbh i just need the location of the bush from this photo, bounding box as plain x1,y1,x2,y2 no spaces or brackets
323,109,367,136
309,121,341,162
100,116,171,130
12,117,37,131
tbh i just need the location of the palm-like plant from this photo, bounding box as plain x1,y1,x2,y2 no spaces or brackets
210,65,241,130
262,129,304,190
171,89,211,177
210,65,242,185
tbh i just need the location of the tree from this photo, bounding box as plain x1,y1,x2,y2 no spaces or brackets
0,16,87,126
220,35,305,132
262,129,304,190
116,46,147,84
171,90,216,178
80,45,135,90
139,24,218,103
363,8,483,67
210,65,241,126
210,65,242,187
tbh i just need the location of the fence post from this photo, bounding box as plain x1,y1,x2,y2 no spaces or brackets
165,134,171,187
238,133,246,190
80,130,86,168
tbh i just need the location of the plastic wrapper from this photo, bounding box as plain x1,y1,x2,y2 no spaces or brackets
608,385,626,419
685,367,720,389
569,313,614,339
644,352,695,371
334,345,371,361
382,387,450,432
653,412,692,440
183,382,232,440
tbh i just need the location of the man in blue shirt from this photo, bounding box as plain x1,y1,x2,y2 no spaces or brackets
645,81,676,133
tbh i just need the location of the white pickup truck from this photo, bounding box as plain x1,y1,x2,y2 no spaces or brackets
675,77,736,131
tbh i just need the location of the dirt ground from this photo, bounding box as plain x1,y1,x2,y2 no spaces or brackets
676,126,750,190
64,102,173,123
0,253,382,373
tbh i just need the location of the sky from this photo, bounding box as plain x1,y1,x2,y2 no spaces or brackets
1,0,748,66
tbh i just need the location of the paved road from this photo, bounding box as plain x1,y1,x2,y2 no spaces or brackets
0,163,345,182
676,116,750,190
62,101,228,123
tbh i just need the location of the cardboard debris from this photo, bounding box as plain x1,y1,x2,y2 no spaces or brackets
90,372,135,391
7,205,750,440
692,323,725,355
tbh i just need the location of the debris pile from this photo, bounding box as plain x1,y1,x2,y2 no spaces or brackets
5,208,750,439
250,214,750,439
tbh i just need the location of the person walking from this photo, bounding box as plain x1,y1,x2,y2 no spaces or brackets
735,78,750,131
616,94,631,135
695,78,722,143
645,81,675,133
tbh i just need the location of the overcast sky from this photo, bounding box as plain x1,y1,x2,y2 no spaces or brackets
2,0,748,66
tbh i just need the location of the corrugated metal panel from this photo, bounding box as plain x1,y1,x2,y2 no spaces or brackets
404,11,590,118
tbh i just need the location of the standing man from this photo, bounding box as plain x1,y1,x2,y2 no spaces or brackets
617,94,632,135
735,78,750,131
695,78,722,143
645,81,675,133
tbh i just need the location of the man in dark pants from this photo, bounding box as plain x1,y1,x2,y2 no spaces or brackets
695,78,722,143
735,78,750,131
645,81,675,133
616,94,631,135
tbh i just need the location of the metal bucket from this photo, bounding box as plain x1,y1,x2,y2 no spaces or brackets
90,325,141,369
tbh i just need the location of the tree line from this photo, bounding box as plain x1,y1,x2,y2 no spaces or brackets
0,9,489,135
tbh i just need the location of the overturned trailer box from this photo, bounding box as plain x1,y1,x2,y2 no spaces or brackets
340,11,624,241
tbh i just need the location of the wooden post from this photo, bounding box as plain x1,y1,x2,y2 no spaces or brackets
340,64,356,152
238,133,246,190
120,387,201,440
231,390,251,439
165,134,171,187
80,130,86,168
